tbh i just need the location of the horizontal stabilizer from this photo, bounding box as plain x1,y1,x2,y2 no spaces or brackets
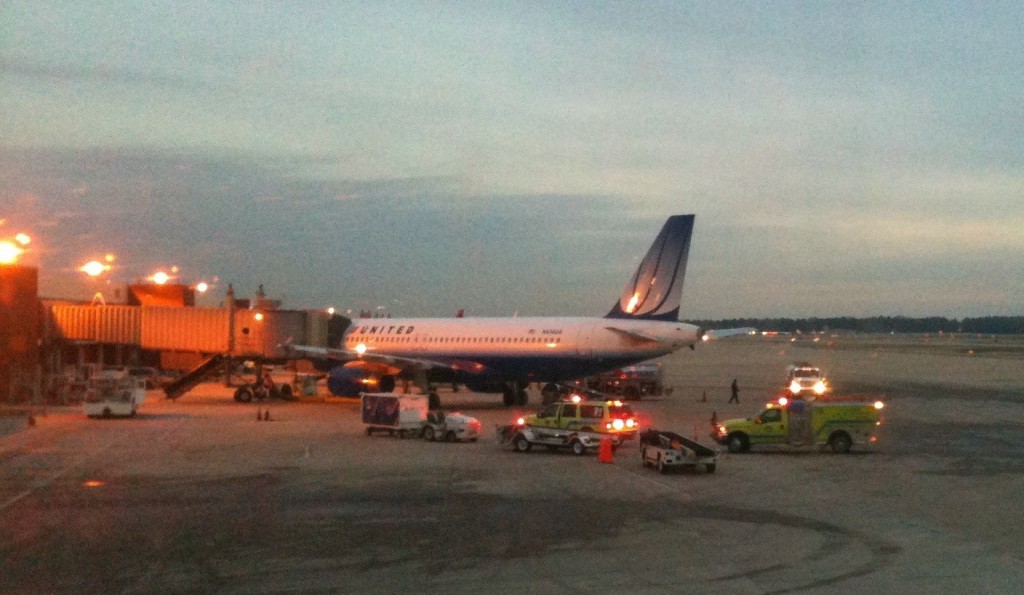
701,327,757,341
604,326,663,344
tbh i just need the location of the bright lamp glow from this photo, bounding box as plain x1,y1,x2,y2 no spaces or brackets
80,260,108,276
0,241,22,264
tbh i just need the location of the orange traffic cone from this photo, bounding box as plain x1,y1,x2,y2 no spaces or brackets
598,437,614,463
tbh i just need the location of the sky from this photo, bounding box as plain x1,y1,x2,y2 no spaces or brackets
2,1,1022,319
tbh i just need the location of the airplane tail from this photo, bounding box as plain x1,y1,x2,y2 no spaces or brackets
605,214,694,322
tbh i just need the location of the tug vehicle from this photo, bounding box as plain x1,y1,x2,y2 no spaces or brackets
712,395,884,454
84,376,146,418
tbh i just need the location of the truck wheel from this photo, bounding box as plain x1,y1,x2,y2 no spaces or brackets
641,447,650,467
423,426,435,441
705,463,717,474
513,434,532,452
657,456,668,474
571,440,586,456
830,432,853,454
102,408,112,418
726,433,749,454
278,383,293,400
234,386,253,403
445,431,457,442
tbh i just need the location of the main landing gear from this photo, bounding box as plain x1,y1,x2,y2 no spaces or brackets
502,382,528,407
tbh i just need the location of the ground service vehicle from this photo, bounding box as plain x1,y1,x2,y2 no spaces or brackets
233,378,295,402
713,396,885,454
639,429,719,474
524,398,639,440
422,410,481,442
84,376,146,418
586,362,666,400
498,397,637,455
362,393,428,438
786,362,828,396
497,423,613,455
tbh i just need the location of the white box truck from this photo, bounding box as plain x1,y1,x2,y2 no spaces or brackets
361,393,428,438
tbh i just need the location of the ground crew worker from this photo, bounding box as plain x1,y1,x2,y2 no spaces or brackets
729,379,740,404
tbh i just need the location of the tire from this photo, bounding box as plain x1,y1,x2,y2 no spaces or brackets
423,426,436,441
657,456,668,474
830,432,853,454
513,434,532,452
515,389,528,407
445,431,457,443
502,390,515,407
234,386,253,403
571,440,586,456
278,383,293,400
726,433,749,454
102,408,112,418
379,375,396,393
705,463,717,474
541,383,559,405
428,392,441,410
641,447,650,467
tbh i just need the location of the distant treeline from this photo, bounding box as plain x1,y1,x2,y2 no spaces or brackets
692,316,1024,335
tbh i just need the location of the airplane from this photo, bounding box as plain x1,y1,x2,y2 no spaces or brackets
281,214,710,408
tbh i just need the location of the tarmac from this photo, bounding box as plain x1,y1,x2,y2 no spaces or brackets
2,334,1023,593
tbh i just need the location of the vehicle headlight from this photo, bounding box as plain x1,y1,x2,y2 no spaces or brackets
625,418,636,428
789,380,801,394
611,419,625,430
813,381,827,394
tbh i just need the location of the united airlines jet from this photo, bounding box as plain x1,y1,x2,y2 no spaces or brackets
283,215,706,407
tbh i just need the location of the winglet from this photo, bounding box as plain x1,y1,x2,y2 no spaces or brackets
606,214,695,321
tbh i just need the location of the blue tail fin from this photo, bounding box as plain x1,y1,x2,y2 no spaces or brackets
605,214,694,322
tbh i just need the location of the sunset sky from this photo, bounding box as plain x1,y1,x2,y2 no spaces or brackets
2,2,1022,318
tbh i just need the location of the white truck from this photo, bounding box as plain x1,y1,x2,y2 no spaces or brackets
362,392,429,437
361,393,481,441
84,376,147,418
786,362,829,396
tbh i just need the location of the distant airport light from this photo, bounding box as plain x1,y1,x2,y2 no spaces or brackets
0,241,22,264
327,307,335,315
80,260,109,277
195,282,209,293
83,480,105,488
150,271,171,285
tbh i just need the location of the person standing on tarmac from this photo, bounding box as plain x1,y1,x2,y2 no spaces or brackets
729,378,740,404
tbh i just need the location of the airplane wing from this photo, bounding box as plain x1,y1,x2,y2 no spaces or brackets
701,327,757,341
604,326,663,344
278,344,455,371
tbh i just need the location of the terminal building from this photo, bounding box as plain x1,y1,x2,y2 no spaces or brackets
1,264,338,404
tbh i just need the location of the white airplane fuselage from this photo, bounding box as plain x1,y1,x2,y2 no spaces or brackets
344,316,702,382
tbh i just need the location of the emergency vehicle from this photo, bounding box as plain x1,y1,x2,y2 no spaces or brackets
712,395,884,454
786,362,829,396
498,396,639,455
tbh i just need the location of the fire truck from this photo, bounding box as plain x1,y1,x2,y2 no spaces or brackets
712,395,884,454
